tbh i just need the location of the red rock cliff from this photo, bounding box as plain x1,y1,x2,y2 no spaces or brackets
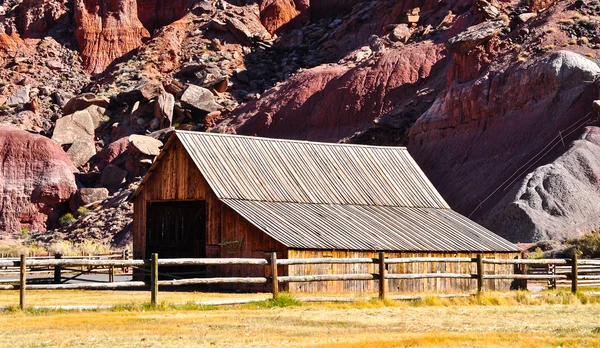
74,0,150,75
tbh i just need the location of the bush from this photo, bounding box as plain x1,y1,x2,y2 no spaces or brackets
59,213,76,226
77,206,91,217
566,232,600,258
20,227,29,240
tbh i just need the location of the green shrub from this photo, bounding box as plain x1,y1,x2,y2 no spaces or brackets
77,206,91,217
566,232,600,258
59,213,76,226
20,226,29,240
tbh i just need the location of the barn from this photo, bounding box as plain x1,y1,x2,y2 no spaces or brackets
132,131,520,293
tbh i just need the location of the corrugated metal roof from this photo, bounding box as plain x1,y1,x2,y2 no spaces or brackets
137,131,517,252
223,200,519,252
176,131,449,208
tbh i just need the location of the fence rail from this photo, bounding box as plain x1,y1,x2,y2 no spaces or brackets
2,252,599,310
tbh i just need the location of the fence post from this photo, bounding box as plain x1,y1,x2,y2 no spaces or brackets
109,266,115,283
19,254,26,311
54,254,62,284
520,263,528,290
271,252,279,299
476,254,484,294
151,253,158,306
378,252,386,300
571,253,578,294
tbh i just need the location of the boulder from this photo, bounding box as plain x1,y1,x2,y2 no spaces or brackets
67,138,97,167
390,24,411,43
445,19,506,55
6,86,31,106
62,94,110,114
52,109,95,146
154,93,175,127
100,164,128,192
226,17,254,46
128,134,163,156
69,187,109,212
0,126,77,233
180,84,222,114
116,80,164,104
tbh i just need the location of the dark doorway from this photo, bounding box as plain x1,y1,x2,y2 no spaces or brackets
146,201,206,279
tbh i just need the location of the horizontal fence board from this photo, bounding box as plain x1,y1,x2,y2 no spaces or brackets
485,274,568,280
385,257,473,264
386,273,474,280
0,260,145,267
158,277,268,286
277,258,376,265
279,274,376,283
0,281,147,290
158,258,268,266
483,259,570,265
577,260,600,266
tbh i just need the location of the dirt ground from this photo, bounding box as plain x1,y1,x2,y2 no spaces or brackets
1,290,600,347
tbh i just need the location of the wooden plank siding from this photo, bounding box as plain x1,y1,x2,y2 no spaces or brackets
133,138,287,290
287,250,518,293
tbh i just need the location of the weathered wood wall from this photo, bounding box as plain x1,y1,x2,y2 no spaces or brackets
133,138,287,290
287,250,519,292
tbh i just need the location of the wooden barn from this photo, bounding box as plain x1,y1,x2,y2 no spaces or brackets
132,131,520,293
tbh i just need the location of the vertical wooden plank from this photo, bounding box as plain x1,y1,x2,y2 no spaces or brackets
271,252,279,298
53,254,62,284
20,254,26,310
151,253,159,306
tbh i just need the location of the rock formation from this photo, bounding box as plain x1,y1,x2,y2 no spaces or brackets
74,0,150,74
0,127,77,233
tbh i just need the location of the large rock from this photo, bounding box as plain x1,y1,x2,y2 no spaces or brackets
100,164,128,192
155,93,174,127
69,187,109,212
445,19,506,54
409,51,600,242
62,94,110,115
180,84,222,114
0,127,77,233
19,0,69,38
6,86,31,106
74,0,150,74
52,109,96,146
67,138,97,167
128,134,163,156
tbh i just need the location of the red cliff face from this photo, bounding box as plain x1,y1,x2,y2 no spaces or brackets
74,0,150,75
227,42,448,141
0,127,77,233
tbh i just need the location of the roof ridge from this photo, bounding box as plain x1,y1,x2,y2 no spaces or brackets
175,130,409,150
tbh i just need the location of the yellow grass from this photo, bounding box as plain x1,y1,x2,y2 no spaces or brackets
2,299,600,347
0,290,600,347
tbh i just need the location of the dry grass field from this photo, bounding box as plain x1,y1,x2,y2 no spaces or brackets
1,290,600,347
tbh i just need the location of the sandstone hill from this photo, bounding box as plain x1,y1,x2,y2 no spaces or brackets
1,0,600,246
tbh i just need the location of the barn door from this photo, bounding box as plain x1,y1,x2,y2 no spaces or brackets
146,201,206,278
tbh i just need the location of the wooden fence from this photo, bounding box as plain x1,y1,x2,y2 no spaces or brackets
2,253,600,310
